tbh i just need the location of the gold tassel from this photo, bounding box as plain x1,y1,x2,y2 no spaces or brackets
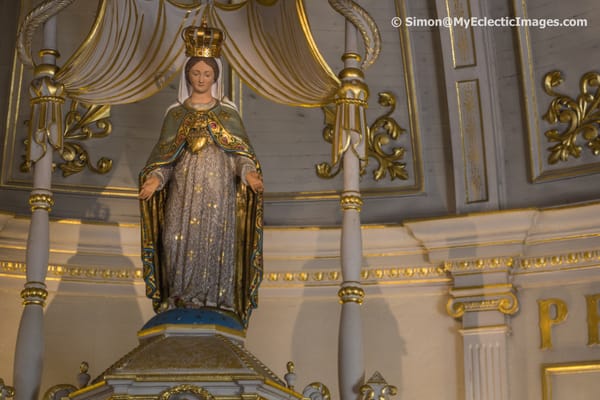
26,76,65,165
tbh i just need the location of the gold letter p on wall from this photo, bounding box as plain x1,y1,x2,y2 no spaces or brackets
538,298,568,350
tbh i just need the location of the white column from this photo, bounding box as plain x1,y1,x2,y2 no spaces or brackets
461,327,509,400
338,19,366,400
13,16,58,400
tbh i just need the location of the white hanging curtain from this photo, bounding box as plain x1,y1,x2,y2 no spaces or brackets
55,0,339,107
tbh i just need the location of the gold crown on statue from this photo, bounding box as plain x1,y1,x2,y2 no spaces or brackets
182,19,224,58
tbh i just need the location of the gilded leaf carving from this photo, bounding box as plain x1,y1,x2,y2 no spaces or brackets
58,101,113,177
366,92,407,181
542,70,600,164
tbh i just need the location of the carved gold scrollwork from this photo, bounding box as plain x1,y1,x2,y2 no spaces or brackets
21,98,113,177
58,101,113,177
542,70,600,164
365,92,407,181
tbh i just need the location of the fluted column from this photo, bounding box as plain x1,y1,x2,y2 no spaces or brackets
13,16,59,400
337,19,367,400
460,326,509,400
446,259,519,400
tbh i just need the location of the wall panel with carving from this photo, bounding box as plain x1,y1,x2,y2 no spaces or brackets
492,0,600,209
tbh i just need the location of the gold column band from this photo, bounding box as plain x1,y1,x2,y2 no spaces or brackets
340,195,363,211
341,52,362,63
33,63,59,77
29,193,54,212
338,286,365,304
21,286,48,307
38,49,61,58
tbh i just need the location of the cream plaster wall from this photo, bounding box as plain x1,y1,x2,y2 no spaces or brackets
0,276,459,400
5,261,600,400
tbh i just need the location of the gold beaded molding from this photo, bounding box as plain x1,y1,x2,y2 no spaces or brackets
444,257,514,273
338,286,365,304
1,251,599,287
28,193,54,212
519,251,600,270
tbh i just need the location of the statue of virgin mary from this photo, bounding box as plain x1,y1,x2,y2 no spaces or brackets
138,22,264,328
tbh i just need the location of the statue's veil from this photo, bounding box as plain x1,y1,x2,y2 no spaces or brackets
170,57,236,112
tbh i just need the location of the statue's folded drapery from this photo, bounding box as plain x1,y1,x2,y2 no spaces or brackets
140,101,263,327
54,0,339,106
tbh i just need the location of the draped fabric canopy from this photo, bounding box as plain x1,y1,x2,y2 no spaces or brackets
55,0,340,107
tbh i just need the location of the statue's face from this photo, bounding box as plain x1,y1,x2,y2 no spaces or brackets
188,60,216,95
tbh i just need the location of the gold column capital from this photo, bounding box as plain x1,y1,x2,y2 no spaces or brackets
446,284,519,319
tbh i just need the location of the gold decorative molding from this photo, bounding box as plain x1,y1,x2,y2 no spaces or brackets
338,285,365,304
543,70,600,164
447,284,519,319
444,257,514,273
519,250,600,271
2,250,598,288
0,261,142,281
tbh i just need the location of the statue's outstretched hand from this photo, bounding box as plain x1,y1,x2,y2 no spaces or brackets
139,175,161,200
245,171,264,193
